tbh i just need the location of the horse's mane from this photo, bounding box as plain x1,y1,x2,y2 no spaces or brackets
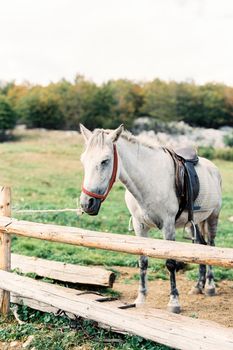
121,130,160,149
87,128,160,150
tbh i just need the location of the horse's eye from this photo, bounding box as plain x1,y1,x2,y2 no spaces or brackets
101,159,109,166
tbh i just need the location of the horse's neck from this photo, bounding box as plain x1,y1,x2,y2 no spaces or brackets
117,138,171,205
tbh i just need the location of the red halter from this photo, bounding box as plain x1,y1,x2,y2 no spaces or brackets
82,145,118,202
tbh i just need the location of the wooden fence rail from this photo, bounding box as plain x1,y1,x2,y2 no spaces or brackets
0,216,233,268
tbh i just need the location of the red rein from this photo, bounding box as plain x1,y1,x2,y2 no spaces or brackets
82,145,118,202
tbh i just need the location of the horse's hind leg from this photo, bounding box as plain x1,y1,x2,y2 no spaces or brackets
190,224,206,294
206,264,215,296
205,213,219,296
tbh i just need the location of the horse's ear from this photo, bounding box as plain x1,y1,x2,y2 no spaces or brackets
109,124,124,143
80,124,92,143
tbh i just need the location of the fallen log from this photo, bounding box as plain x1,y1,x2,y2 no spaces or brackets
0,217,233,267
1,271,233,350
11,254,115,287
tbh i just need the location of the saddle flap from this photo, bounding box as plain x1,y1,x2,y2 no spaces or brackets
164,147,200,222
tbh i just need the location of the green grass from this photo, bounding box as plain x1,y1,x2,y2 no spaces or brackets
0,128,233,349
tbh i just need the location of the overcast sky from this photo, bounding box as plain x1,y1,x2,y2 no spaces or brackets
0,0,233,86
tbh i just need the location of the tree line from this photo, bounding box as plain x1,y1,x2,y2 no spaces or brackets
0,75,233,138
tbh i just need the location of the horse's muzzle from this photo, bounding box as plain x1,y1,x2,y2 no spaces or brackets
80,194,101,216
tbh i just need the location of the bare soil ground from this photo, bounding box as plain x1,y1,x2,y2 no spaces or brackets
114,266,233,328
0,341,22,350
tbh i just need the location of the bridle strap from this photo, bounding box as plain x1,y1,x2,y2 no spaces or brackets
82,145,118,202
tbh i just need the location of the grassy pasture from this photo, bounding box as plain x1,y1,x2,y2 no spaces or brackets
0,128,233,349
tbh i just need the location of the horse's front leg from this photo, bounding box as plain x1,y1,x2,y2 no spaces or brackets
163,220,181,314
132,218,149,307
135,255,148,306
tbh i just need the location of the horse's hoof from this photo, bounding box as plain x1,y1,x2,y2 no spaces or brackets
189,286,203,295
134,296,146,308
205,287,216,296
167,304,181,314
205,280,216,296
167,296,181,314
135,301,144,308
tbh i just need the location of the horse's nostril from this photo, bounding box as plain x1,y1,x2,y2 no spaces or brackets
80,196,101,215
88,197,95,209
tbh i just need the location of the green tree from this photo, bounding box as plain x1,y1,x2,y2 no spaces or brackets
106,79,144,128
0,96,17,140
197,84,228,128
18,87,65,129
140,79,177,122
80,83,115,129
47,76,99,130
224,86,233,127
0,81,15,96
175,82,201,125
1,76,233,131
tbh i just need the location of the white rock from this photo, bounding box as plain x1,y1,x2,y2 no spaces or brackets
23,335,34,348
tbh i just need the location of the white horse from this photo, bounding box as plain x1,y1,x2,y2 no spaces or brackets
79,124,222,313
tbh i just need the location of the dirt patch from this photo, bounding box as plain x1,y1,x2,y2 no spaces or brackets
0,341,23,350
113,266,233,328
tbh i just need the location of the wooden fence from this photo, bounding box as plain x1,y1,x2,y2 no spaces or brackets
0,186,233,350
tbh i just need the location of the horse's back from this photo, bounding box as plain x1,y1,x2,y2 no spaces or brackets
192,157,221,221
125,150,222,229
196,156,222,198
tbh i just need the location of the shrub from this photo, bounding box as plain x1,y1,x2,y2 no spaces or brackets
0,96,17,140
198,146,233,161
215,148,233,161
224,133,233,147
198,146,215,160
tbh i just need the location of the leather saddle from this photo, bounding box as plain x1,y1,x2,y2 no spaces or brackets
164,147,200,222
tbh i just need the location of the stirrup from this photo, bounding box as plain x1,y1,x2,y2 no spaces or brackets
183,220,196,243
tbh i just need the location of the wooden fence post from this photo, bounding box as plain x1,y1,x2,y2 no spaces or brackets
0,186,11,315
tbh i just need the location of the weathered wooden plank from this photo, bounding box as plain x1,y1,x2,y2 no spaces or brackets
0,187,11,315
1,271,233,350
11,253,115,287
0,216,233,267
11,294,60,315
11,294,76,319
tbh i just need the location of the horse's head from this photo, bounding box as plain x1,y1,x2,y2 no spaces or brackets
79,124,123,215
